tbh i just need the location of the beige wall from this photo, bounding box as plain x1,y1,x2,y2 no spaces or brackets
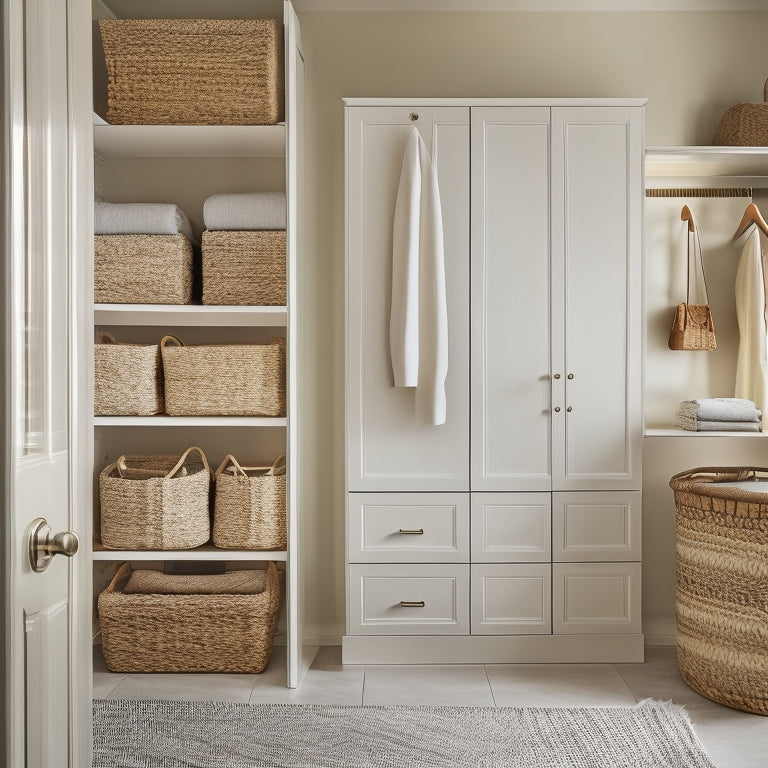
296,11,768,642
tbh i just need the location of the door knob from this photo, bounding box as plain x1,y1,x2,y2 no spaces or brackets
28,518,79,573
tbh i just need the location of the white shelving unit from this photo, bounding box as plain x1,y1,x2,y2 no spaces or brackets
90,0,311,687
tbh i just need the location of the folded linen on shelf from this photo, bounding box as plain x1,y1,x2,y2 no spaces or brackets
94,202,196,245
677,397,762,423
203,192,287,231
675,419,762,432
123,568,267,596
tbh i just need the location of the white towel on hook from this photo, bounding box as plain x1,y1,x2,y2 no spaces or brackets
390,127,448,426
735,225,768,429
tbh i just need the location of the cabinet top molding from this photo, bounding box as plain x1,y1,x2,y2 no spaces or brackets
342,98,649,107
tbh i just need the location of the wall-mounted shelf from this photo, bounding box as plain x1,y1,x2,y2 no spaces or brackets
94,304,287,327
94,416,287,427
645,428,765,438
93,124,286,158
92,541,288,561
646,146,768,187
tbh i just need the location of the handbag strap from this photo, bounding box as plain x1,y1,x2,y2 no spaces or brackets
685,217,710,306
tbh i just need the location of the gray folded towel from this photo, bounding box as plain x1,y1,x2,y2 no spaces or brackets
203,192,286,231
675,418,762,432
677,398,762,423
95,202,196,245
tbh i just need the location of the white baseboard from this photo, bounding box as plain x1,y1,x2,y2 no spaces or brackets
643,615,676,646
302,620,345,646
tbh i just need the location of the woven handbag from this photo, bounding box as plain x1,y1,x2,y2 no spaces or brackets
668,213,716,351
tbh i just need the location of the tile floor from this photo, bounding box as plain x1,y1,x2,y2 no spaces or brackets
93,645,767,768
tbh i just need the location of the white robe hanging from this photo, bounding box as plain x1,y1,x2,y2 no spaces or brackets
734,225,768,429
390,127,448,426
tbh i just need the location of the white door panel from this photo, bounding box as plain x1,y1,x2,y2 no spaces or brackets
471,108,551,491
347,106,470,491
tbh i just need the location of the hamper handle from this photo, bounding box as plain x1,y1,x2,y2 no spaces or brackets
214,453,286,478
98,331,117,344
215,454,247,479
168,446,211,479
764,78,768,103
269,453,286,475
161,335,183,348
105,562,132,594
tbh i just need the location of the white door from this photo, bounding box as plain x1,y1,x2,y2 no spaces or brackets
346,105,470,492
3,0,91,765
470,107,552,491
550,106,644,491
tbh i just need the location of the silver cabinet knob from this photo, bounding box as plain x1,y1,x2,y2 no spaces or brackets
554,406,561,413
566,406,573,413
28,518,79,573
553,373,561,380
567,373,574,380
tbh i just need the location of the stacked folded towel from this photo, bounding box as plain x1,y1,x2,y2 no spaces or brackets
675,398,763,432
203,192,286,231
94,201,197,245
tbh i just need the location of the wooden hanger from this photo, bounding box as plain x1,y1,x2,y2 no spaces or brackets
734,202,768,239
680,205,696,232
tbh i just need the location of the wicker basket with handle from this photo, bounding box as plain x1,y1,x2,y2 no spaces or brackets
94,332,164,416
669,466,768,715
213,454,287,550
98,561,280,673
160,335,285,416
99,446,211,550
713,79,768,146
98,18,283,126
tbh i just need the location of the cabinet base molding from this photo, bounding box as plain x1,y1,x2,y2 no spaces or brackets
341,633,644,664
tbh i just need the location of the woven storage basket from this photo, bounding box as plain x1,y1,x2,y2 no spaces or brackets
713,79,768,146
94,333,163,416
201,230,286,305
669,467,768,715
94,233,193,304
160,335,286,416
213,454,287,550
99,446,211,550
98,561,279,673
98,19,282,126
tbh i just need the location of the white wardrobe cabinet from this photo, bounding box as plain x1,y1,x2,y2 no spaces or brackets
345,99,645,664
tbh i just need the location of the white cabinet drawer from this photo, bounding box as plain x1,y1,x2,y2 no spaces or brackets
470,492,551,562
552,562,641,634
471,564,551,635
348,493,470,563
348,564,470,635
552,491,641,561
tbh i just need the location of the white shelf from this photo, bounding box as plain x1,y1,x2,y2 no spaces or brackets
94,416,287,427
646,146,768,186
93,542,287,562
94,304,287,327
93,124,286,158
645,427,765,437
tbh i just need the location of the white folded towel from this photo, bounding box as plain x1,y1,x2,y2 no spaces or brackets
390,127,448,426
203,192,287,231
677,398,762,423
674,418,762,432
94,202,196,244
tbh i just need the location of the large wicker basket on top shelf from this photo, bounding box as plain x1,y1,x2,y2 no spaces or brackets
669,467,768,715
712,79,768,146
98,18,283,126
98,561,280,673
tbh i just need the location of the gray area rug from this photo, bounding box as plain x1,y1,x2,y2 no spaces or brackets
92,699,716,768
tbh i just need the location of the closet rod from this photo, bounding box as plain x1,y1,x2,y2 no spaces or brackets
646,187,752,198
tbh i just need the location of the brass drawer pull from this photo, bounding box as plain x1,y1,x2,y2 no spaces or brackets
398,528,424,535
399,600,425,608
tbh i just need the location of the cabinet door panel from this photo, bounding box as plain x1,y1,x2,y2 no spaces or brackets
347,106,470,491
550,107,643,491
471,492,551,562
471,564,551,635
471,107,551,491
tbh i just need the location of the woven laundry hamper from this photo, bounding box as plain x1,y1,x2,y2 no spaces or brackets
98,561,280,673
160,335,286,416
669,467,768,715
213,454,286,550
712,79,768,146
201,230,286,306
94,333,163,416
94,233,193,304
98,19,283,126
99,446,211,550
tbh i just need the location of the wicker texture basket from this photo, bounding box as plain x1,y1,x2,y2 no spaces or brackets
713,79,768,146
99,446,211,550
202,230,286,306
213,454,287,550
160,335,285,416
94,233,193,304
98,19,282,126
94,333,163,416
669,467,768,715
98,561,279,673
